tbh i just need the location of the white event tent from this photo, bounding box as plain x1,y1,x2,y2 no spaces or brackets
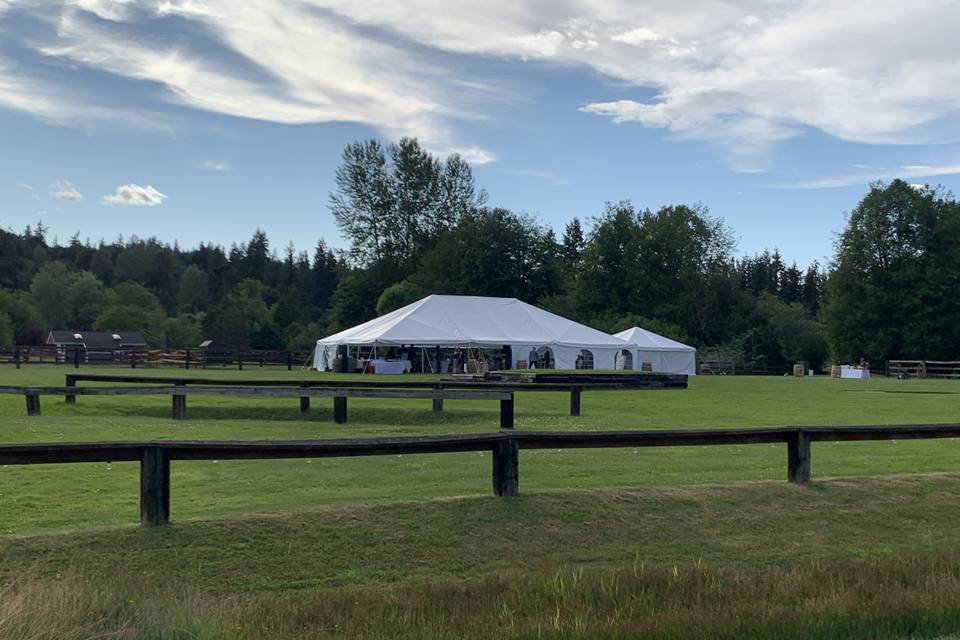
613,327,697,375
313,294,635,371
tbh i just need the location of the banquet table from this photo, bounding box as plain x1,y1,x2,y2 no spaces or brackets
839,365,871,379
369,359,410,374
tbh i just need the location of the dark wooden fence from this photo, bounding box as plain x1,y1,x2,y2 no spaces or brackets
0,346,313,370
697,360,791,376
2,423,959,527
0,385,516,427
888,360,960,379
61,373,684,417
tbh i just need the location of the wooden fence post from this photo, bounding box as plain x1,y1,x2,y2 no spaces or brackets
570,386,582,416
299,383,310,413
172,386,187,420
65,375,76,405
140,447,170,527
14,347,20,369
287,351,292,371
432,383,444,412
131,350,137,369
25,393,41,416
74,348,80,369
333,396,348,423
492,439,519,496
185,348,191,370
500,393,514,429
237,351,243,371
787,431,811,484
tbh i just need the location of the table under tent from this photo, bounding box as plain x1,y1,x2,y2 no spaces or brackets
613,327,697,375
313,294,638,373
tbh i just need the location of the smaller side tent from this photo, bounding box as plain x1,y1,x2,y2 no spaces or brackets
613,327,697,375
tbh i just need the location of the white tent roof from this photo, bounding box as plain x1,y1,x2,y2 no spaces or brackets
614,327,695,352
318,294,630,348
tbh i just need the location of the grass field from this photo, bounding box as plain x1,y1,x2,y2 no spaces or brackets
3,366,960,638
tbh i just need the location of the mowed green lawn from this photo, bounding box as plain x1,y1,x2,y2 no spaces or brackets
1,366,959,533
5,367,960,638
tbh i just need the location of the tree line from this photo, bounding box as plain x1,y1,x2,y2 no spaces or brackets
1,137,957,371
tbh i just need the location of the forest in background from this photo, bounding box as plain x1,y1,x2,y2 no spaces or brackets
1,138,958,371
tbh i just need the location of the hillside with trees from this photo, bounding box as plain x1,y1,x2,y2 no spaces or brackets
2,137,957,370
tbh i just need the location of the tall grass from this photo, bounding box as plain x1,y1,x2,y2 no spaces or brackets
6,554,960,639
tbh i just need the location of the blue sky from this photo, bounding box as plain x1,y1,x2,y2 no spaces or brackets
2,1,960,267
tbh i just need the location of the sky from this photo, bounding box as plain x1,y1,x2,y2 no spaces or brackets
2,1,960,267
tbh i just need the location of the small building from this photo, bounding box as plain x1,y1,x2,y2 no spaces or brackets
46,330,148,363
197,339,235,364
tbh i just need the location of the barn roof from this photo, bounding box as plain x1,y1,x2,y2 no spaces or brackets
46,330,147,348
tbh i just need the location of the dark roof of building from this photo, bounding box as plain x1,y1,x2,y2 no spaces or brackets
199,339,233,349
47,330,84,345
46,330,147,349
115,332,148,346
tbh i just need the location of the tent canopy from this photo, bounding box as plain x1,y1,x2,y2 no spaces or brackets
613,326,696,375
315,294,632,370
613,327,695,352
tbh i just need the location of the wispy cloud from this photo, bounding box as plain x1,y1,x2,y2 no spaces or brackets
202,160,231,172
5,1,493,163
15,181,33,190
501,168,568,186
49,180,82,200
103,183,167,206
1,0,959,167
779,163,960,189
436,147,496,165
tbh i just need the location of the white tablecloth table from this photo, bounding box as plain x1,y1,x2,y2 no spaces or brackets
840,365,871,379
369,359,410,374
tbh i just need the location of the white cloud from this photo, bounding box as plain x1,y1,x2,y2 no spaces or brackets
202,160,231,171
611,27,669,46
780,163,960,189
102,183,167,206
435,147,496,165
15,181,33,190
49,180,83,200
1,0,959,164
21,1,489,160
317,0,960,152
501,168,568,186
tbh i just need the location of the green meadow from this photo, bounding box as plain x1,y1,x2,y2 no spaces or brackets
3,366,960,638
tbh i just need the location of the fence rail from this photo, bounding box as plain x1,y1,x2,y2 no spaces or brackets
0,384,515,427
888,360,960,379
2,423,959,527
0,346,313,370
61,373,685,417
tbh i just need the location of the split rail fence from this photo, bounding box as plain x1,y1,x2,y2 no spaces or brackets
2,424,959,527
0,346,313,370
887,360,960,379
0,385,516,427
59,373,678,416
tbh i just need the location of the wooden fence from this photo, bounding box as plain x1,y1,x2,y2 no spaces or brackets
0,346,314,370
2,423,959,527
0,385,516,427
887,360,960,379
61,373,685,417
